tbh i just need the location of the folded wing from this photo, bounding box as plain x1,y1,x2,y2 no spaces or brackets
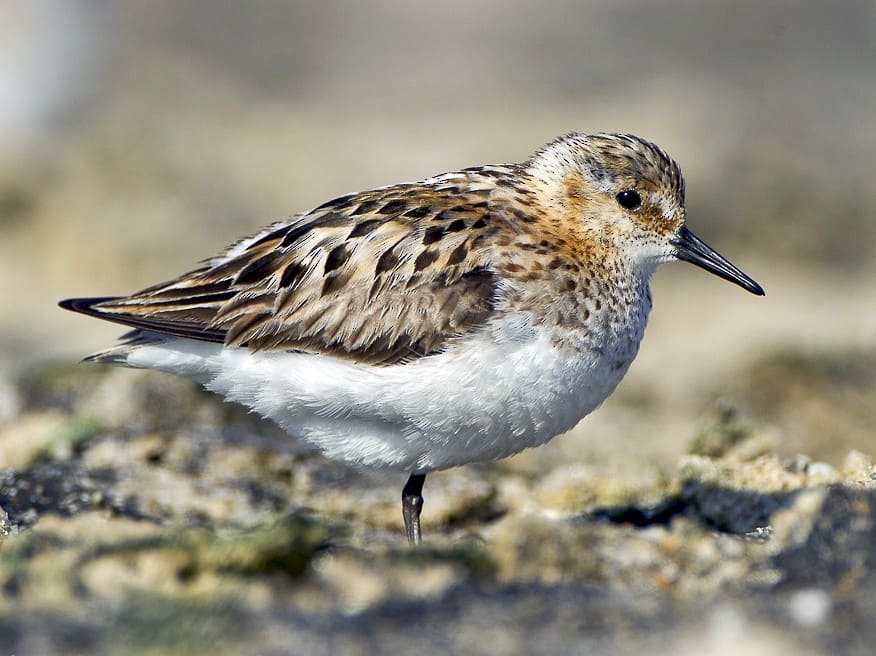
61,177,505,365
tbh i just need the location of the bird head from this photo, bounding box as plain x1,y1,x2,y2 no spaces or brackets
531,132,764,295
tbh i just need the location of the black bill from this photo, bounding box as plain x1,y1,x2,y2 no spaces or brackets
671,226,765,296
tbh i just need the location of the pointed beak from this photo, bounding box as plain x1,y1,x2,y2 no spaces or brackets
671,226,765,296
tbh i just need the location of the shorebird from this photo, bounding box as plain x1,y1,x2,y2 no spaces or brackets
60,133,764,543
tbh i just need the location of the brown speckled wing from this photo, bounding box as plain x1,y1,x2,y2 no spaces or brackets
86,174,510,365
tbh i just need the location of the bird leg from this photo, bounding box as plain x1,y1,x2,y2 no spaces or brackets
402,473,426,545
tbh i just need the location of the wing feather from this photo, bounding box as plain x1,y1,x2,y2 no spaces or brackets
61,171,517,365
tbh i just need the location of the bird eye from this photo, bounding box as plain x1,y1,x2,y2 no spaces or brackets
616,190,642,210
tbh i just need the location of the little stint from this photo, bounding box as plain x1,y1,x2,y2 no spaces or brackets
60,133,765,543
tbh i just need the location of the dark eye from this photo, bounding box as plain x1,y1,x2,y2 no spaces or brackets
616,190,642,210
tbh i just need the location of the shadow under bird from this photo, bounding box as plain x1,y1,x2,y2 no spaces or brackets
60,133,764,544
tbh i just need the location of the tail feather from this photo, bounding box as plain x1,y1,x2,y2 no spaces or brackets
58,296,122,316
59,296,226,343
82,329,167,365
60,298,175,365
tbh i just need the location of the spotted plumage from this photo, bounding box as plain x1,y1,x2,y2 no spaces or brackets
60,132,764,543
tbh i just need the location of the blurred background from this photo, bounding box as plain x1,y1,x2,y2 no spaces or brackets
1,0,875,469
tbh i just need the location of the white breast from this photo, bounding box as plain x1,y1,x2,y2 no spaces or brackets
123,302,649,473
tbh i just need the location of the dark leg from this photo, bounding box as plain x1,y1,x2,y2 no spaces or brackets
402,473,426,545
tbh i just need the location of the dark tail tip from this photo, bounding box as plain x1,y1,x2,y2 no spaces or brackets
58,297,121,316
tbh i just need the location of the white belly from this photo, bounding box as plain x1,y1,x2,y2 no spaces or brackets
123,312,646,473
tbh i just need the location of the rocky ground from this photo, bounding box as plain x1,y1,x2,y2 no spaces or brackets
2,359,876,656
